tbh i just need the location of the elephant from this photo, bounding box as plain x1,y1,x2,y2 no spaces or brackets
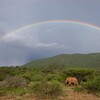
65,77,78,86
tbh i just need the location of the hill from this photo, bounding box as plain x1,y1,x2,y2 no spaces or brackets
22,53,100,69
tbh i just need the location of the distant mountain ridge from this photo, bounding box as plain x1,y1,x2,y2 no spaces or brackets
22,53,100,69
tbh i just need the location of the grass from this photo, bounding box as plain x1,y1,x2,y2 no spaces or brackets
0,65,100,99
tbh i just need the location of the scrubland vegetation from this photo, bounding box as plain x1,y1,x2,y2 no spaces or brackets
0,65,100,99
0,54,100,99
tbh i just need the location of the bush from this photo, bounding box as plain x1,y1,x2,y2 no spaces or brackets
21,72,45,82
31,74,44,82
82,77,100,93
31,81,63,99
73,85,85,92
44,74,56,81
0,87,31,96
61,68,95,83
0,76,27,88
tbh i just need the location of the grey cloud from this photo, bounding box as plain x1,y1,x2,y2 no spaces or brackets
0,0,100,66
0,23,100,66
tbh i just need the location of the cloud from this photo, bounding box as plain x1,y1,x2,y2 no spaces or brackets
3,32,59,48
1,22,100,66
34,42,58,47
0,39,66,66
47,29,52,32
0,0,100,66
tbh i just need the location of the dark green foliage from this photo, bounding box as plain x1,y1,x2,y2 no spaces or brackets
0,56,100,98
31,81,63,98
0,67,28,81
0,87,30,96
22,53,100,69
61,68,96,83
82,77,100,93
44,74,56,81
20,70,45,82
73,85,84,92
0,67,15,81
46,63,65,72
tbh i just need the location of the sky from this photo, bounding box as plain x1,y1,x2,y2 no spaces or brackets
0,0,100,66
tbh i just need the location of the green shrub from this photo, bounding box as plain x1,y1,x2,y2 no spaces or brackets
0,75,6,81
0,67,21,81
31,74,44,82
0,87,30,96
44,74,56,81
21,72,45,82
31,81,63,99
9,88,29,96
73,85,85,92
82,77,100,93
61,68,95,83
21,74,31,82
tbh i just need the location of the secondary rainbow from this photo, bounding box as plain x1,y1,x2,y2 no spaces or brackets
1,20,100,41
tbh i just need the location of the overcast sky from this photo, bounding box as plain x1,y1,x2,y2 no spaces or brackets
0,0,100,66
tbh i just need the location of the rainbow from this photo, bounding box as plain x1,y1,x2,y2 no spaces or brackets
1,20,100,41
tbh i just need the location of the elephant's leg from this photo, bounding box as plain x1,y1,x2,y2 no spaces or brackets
65,82,67,86
68,82,71,86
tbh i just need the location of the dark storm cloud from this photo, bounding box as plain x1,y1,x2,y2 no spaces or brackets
0,0,100,65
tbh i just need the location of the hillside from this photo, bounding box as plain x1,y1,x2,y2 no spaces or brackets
22,53,100,69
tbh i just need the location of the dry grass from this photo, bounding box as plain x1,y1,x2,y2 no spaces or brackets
65,87,100,100
0,87,100,100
